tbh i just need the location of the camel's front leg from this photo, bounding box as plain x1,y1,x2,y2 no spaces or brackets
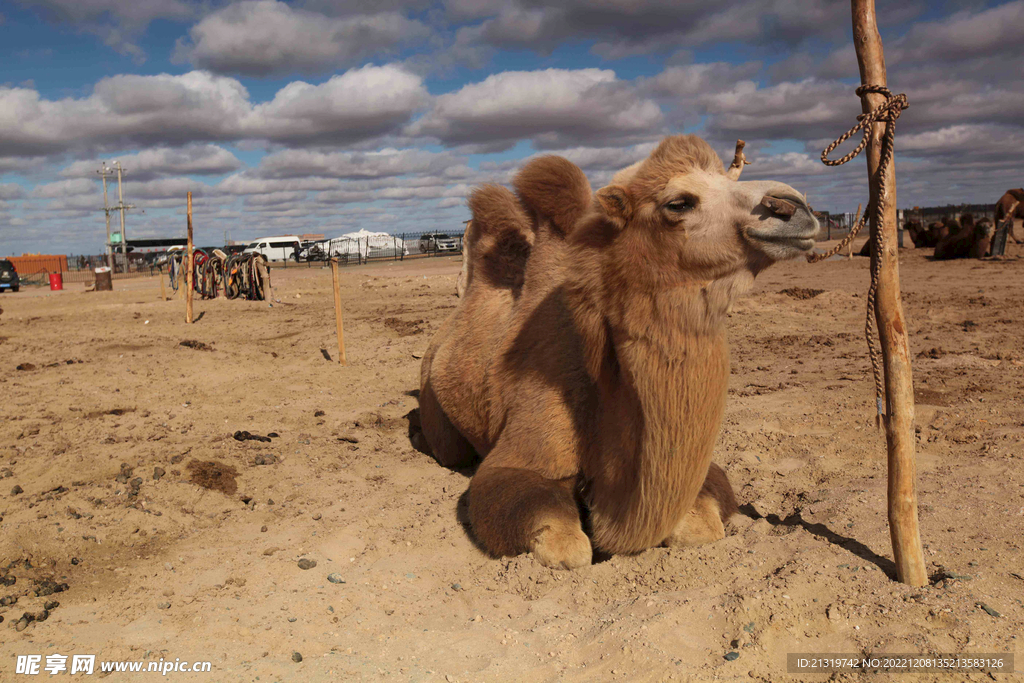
469,464,592,569
663,463,738,548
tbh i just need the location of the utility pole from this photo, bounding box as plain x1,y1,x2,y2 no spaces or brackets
97,166,114,269
97,161,135,272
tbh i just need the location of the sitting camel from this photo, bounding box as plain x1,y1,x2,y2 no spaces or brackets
419,135,819,568
995,189,1024,243
934,213,994,260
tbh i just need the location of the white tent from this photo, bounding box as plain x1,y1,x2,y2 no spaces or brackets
325,229,407,260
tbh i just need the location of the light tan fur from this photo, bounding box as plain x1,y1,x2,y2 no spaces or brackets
420,135,819,568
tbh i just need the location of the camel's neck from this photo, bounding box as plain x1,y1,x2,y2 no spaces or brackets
581,276,744,554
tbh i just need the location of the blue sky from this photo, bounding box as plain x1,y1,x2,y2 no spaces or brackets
1,0,1022,254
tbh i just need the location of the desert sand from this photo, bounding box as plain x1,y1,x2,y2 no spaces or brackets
1,244,1022,682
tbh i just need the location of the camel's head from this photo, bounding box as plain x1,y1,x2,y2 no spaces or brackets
589,135,819,281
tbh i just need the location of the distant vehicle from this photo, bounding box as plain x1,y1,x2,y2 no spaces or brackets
143,252,171,268
0,260,19,292
243,235,302,262
419,232,460,253
298,241,327,262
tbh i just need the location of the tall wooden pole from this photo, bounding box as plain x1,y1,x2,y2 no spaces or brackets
330,259,347,366
186,192,194,324
852,0,927,587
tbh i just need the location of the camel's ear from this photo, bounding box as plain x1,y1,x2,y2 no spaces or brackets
595,185,633,222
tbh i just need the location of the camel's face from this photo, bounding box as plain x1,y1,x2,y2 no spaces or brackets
663,169,819,263
598,166,819,279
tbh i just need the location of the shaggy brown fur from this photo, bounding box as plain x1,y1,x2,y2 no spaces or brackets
995,189,1024,243
456,221,471,298
905,219,926,248
935,214,994,260
420,135,819,568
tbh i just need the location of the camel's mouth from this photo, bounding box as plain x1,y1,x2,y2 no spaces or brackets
745,228,817,256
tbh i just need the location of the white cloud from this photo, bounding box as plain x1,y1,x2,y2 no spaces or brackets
409,68,665,149
0,66,428,156
60,144,241,181
250,65,430,145
18,0,197,60
255,148,466,179
175,1,431,77
0,183,26,200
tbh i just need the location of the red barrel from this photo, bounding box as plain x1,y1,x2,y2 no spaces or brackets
49,273,64,291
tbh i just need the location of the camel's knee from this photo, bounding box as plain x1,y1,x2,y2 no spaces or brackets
663,463,737,548
468,466,590,569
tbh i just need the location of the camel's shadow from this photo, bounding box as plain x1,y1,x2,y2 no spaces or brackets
739,504,898,579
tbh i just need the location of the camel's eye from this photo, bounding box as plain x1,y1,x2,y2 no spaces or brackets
665,195,697,213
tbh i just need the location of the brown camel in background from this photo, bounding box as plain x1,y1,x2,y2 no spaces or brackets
995,189,1024,243
419,135,819,568
904,218,948,249
935,213,994,259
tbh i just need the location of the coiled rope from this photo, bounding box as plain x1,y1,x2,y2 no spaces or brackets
806,84,908,425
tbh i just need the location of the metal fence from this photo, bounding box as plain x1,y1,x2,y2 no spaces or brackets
18,231,465,286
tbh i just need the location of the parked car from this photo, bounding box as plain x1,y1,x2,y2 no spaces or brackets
419,232,460,253
243,235,303,262
0,259,19,292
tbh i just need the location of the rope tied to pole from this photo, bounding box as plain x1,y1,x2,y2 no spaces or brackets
806,84,908,426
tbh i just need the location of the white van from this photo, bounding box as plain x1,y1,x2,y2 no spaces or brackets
243,235,302,262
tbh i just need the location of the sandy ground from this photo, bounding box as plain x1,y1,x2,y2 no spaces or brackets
1,243,1023,682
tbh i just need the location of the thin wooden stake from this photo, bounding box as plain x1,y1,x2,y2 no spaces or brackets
185,192,194,324
852,0,927,587
160,268,167,301
330,258,347,366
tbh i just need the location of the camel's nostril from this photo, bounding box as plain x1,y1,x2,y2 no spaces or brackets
760,195,799,217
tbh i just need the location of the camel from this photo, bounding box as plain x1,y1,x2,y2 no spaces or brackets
934,213,994,260
418,135,820,568
995,189,1024,243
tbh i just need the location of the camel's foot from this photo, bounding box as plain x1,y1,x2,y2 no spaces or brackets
663,496,726,548
663,462,737,548
530,519,592,569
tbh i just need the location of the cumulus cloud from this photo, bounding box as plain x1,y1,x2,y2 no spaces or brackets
0,183,25,200
255,148,466,179
250,65,430,146
60,144,242,181
175,1,430,77
409,68,664,150
701,79,860,142
452,0,857,60
0,66,428,157
17,0,197,60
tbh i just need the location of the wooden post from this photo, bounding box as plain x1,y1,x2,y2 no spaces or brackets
160,267,167,301
186,192,194,324
330,258,347,366
990,200,1018,257
852,0,927,587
